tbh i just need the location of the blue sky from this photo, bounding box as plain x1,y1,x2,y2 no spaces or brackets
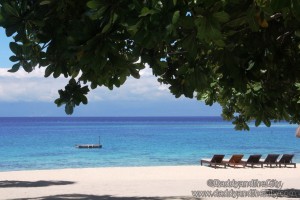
0,27,221,117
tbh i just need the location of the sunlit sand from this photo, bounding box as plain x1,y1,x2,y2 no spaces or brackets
0,165,299,199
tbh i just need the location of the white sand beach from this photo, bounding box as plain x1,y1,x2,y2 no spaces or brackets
0,165,299,200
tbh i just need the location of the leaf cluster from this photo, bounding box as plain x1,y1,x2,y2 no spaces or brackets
1,0,300,129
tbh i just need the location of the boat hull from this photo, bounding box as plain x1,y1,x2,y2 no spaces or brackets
75,144,102,148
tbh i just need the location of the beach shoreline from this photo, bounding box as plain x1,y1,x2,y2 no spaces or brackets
0,165,299,200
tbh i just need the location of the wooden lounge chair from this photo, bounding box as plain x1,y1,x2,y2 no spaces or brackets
277,154,296,168
224,154,245,168
261,154,280,168
242,154,263,168
200,155,226,168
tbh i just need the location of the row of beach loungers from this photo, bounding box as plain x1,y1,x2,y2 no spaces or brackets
200,154,296,168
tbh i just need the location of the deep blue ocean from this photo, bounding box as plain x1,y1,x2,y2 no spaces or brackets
0,117,299,171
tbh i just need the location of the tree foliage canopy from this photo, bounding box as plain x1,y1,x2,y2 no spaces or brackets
1,0,300,130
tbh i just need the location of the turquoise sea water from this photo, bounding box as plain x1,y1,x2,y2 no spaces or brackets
0,117,299,171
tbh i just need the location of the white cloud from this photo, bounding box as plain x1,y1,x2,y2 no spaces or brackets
0,66,172,103
0,68,68,102
87,65,172,101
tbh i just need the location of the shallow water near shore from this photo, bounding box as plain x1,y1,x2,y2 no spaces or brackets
0,117,299,171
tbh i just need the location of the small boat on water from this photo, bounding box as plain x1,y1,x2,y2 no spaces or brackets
76,144,102,148
76,136,102,149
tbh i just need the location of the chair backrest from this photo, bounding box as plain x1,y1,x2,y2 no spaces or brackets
264,154,280,163
247,154,262,163
278,154,294,163
229,154,244,163
211,155,225,163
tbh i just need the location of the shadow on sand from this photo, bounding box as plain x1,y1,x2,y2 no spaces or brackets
0,180,75,188
12,194,195,200
265,189,300,198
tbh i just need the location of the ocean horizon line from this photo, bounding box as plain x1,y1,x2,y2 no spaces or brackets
0,116,222,118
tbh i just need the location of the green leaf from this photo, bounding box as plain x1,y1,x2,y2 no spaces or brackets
31,20,45,27
127,20,142,36
9,55,19,62
3,3,19,17
196,17,222,41
255,118,262,126
263,118,271,127
214,39,225,47
130,68,140,79
53,66,62,78
71,69,80,78
166,24,174,35
54,97,63,107
119,75,127,85
7,63,20,72
253,83,262,91
102,22,111,33
225,16,247,28
246,6,259,32
128,4,135,10
112,13,118,23
270,0,290,10
0,13,3,23
45,66,54,77
9,42,21,54
5,26,18,37
213,11,230,23
22,62,33,73
40,1,51,5
81,95,88,104
91,82,98,89
13,32,24,42
81,86,90,94
65,103,74,115
295,30,300,38
139,7,157,17
181,33,197,58
87,0,102,9
172,11,180,24
292,0,300,20
173,0,177,6
39,59,49,67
